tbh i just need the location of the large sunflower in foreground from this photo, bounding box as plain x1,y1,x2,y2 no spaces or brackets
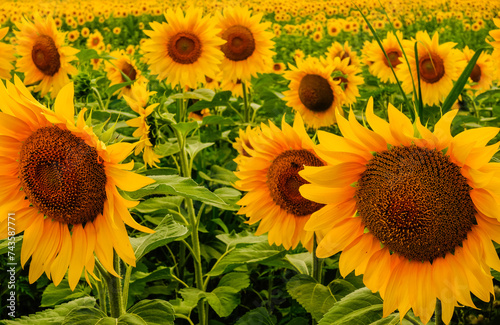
142,8,225,89
234,114,324,251
398,31,459,106
0,78,155,290
0,27,15,80
283,57,345,129
14,15,78,98
299,98,500,324
217,6,276,82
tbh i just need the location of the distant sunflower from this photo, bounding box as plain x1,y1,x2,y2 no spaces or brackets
105,50,143,98
363,31,407,83
124,82,162,168
217,6,275,82
0,27,15,80
0,78,155,290
328,57,364,106
235,114,324,251
142,8,225,89
398,31,459,106
326,41,360,67
221,78,245,98
14,15,79,98
458,46,494,94
300,98,500,324
86,30,104,50
233,125,261,165
488,19,500,49
283,57,344,129
271,62,286,74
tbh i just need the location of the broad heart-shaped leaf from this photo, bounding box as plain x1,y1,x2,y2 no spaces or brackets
318,287,384,325
206,286,241,318
126,299,175,325
201,115,235,126
286,274,337,321
199,165,239,186
171,121,198,138
185,138,214,160
41,279,90,307
130,215,189,261
234,307,277,325
218,272,251,292
285,252,313,275
187,90,232,112
2,297,96,324
207,241,286,276
62,306,111,325
126,175,232,210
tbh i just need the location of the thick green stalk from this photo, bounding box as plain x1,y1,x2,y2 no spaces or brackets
95,255,125,318
122,265,133,310
175,122,207,325
435,299,443,325
242,82,250,123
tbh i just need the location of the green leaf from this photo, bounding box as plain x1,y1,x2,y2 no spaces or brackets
286,274,336,321
76,49,115,62
370,313,414,325
318,287,384,325
2,297,96,324
106,80,134,96
234,307,277,325
187,90,232,112
216,230,268,248
41,279,90,307
185,138,214,160
126,299,175,325
131,197,184,214
130,215,189,261
199,165,239,186
0,235,22,255
170,88,215,101
205,286,240,318
218,272,250,292
201,115,235,126
127,175,231,209
442,48,485,114
171,122,198,138
207,241,285,276
285,252,313,275
154,141,180,157
329,278,361,301
62,306,111,325
212,188,241,211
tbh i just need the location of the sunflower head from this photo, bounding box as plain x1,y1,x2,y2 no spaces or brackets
299,98,500,324
0,77,155,290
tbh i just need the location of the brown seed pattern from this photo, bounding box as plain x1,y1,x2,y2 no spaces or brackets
31,35,61,76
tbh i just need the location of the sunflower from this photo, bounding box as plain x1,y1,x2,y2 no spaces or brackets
300,98,500,324
86,30,104,50
362,31,407,83
220,78,245,98
283,57,345,129
217,6,275,82
124,82,162,168
325,41,360,67
0,27,15,80
457,46,494,94
271,62,286,74
14,15,79,98
105,50,143,98
0,78,155,290
328,57,364,106
398,31,459,106
142,8,225,89
233,125,261,165
234,114,324,251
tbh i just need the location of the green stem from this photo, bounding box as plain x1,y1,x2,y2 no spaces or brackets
91,87,105,111
122,265,133,310
95,271,107,314
174,109,207,325
95,256,125,318
312,234,323,325
242,82,250,123
435,299,443,325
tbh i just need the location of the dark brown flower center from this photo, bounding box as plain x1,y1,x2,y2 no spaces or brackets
383,50,401,68
167,32,202,64
419,53,445,84
470,64,481,83
273,63,281,71
299,74,334,112
267,149,324,216
19,126,107,224
355,145,476,262
221,25,256,61
31,35,61,76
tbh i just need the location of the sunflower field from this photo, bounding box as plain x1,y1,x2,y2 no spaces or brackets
3,0,500,324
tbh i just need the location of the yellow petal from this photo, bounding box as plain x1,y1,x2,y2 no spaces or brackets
300,163,366,188
51,224,72,286
107,166,155,192
54,82,75,123
68,224,86,290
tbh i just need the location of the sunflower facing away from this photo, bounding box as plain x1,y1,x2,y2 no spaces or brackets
0,27,15,80
398,31,460,106
217,6,276,83
0,78,155,290
234,114,324,251
283,57,345,129
299,98,500,324
14,15,79,98
325,41,360,67
142,8,225,89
